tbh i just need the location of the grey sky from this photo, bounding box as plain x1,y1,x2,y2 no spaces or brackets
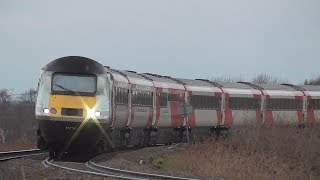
1,0,320,92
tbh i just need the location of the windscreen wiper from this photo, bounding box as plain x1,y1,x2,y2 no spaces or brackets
54,84,75,94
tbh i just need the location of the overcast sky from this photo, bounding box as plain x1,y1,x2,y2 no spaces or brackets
1,0,320,92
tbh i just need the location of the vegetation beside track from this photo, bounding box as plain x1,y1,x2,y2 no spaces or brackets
0,139,36,151
164,124,320,179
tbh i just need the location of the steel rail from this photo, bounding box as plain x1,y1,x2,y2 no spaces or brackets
43,157,139,179
86,160,199,180
0,149,45,162
42,155,202,180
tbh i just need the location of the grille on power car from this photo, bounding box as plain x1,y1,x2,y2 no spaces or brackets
61,108,83,117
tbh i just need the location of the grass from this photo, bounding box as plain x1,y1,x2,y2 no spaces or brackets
151,155,171,170
166,124,320,179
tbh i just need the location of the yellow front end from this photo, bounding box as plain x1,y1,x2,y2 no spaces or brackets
49,95,96,119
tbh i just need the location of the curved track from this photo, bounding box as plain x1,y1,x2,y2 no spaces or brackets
86,159,198,180
43,156,200,180
0,149,45,162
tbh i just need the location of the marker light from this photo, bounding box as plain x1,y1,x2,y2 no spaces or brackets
43,108,50,114
50,108,57,114
94,111,101,117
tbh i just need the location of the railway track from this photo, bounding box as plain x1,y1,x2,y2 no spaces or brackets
43,156,201,180
0,149,46,162
86,159,198,180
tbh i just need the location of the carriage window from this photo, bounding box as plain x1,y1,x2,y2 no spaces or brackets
191,95,221,110
159,92,168,108
308,99,320,110
168,93,184,102
229,97,260,110
115,88,128,105
267,98,302,111
132,90,153,107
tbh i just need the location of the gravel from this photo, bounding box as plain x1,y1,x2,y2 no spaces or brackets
94,144,199,179
0,144,192,180
0,154,114,180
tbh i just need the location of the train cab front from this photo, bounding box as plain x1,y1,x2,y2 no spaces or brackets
35,56,112,153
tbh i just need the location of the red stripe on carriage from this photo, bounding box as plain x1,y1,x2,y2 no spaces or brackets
169,89,184,127
214,92,222,126
224,93,233,126
154,88,162,126
187,90,196,128
112,104,117,127
146,107,153,127
264,94,273,127
123,106,129,126
170,101,183,127
253,94,262,122
129,106,135,127
293,92,303,125
305,93,315,124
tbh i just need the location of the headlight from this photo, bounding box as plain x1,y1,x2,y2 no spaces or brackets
43,108,50,114
94,111,101,117
87,109,101,118
87,109,95,118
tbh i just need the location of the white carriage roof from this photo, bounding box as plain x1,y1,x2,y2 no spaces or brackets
106,66,320,94
141,73,185,90
176,78,219,87
223,88,262,95
256,84,296,91
304,91,320,97
121,70,143,79
218,82,254,89
142,73,178,83
298,85,320,91
263,90,303,97
107,68,128,83
121,71,154,86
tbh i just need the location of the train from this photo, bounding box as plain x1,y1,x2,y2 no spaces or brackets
35,56,320,157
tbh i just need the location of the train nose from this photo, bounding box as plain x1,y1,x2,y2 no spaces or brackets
39,119,110,146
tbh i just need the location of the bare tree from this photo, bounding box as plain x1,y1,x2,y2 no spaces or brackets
304,76,320,85
0,128,8,143
0,89,12,103
18,89,37,103
251,73,289,84
15,89,37,139
211,75,244,83
0,88,37,144
0,89,12,144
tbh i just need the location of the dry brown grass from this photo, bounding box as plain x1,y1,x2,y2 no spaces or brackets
0,138,36,152
169,124,320,179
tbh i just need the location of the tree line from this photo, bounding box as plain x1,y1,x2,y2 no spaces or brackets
0,89,37,144
304,76,320,85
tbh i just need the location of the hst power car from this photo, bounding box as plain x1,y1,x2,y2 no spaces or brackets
35,56,320,157
35,56,111,157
